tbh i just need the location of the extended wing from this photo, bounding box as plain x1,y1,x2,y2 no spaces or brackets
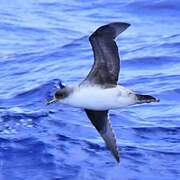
84,109,120,162
82,22,130,87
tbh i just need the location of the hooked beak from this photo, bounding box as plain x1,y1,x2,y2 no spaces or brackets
46,97,58,105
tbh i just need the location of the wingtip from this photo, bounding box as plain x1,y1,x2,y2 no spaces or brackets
113,150,120,163
126,22,131,28
113,22,131,27
110,22,131,36
109,21,130,26
121,22,131,30
116,155,120,164
127,22,131,26
121,22,131,27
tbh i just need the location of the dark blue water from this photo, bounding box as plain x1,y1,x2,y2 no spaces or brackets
0,1,180,179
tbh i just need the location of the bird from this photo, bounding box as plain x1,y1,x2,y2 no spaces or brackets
47,22,159,163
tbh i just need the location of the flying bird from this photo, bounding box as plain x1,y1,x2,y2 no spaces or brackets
47,22,159,163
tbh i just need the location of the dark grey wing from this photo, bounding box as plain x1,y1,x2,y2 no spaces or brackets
84,109,120,162
82,22,130,87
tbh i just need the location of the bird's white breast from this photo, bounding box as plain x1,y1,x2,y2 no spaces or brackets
61,85,137,110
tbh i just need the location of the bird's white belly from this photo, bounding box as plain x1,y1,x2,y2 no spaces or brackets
61,85,136,110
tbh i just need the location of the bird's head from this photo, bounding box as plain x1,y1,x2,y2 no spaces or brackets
46,84,72,105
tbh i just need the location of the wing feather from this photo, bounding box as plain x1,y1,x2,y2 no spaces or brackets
82,22,130,87
84,109,120,162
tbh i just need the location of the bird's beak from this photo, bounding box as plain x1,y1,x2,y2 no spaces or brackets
46,97,58,105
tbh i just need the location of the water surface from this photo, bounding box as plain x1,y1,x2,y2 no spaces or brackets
0,0,180,179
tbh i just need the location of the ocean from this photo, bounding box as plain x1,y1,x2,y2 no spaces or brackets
0,0,180,179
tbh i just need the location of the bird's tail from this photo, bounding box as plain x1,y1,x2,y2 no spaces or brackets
136,94,160,104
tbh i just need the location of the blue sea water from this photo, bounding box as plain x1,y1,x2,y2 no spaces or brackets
0,0,180,179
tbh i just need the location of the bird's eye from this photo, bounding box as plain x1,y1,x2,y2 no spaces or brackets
55,92,64,98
